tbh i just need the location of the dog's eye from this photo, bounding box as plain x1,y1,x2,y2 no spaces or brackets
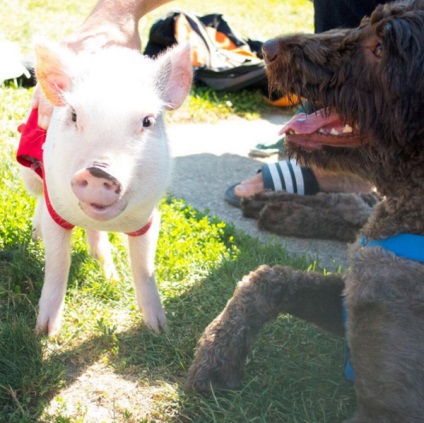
71,109,77,123
142,116,155,128
374,42,383,58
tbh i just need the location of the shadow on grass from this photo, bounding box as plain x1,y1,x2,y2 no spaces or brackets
0,224,355,422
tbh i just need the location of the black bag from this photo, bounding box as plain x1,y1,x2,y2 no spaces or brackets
144,11,267,91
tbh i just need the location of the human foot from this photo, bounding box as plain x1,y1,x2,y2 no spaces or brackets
225,160,372,208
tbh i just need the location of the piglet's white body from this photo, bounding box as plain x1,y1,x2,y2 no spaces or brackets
20,43,192,336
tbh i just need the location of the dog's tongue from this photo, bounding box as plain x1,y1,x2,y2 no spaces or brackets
279,110,343,135
279,110,365,149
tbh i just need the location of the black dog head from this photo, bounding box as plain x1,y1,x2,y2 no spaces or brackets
263,0,424,196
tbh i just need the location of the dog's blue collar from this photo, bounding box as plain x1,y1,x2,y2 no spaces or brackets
344,233,424,383
361,233,424,263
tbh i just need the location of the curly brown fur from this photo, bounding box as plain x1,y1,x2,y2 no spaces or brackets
187,265,345,393
241,191,380,242
188,2,424,421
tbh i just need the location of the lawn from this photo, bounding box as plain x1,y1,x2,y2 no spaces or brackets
0,1,355,422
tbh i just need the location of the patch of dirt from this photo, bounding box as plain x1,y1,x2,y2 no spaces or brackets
42,361,181,422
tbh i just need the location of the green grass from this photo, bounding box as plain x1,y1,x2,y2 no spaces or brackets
3,0,314,52
2,0,314,123
0,1,355,422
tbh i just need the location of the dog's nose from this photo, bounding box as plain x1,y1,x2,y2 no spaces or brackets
262,40,279,64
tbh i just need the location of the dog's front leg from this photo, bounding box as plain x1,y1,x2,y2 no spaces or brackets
187,265,344,393
127,209,167,334
35,203,72,336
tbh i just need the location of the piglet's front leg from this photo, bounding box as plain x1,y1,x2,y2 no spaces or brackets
35,203,72,336
128,209,167,334
86,230,118,280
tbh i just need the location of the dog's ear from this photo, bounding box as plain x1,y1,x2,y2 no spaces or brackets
35,44,72,107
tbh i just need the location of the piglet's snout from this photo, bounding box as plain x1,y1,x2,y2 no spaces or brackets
71,166,122,207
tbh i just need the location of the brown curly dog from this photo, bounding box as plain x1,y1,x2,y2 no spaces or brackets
187,1,424,421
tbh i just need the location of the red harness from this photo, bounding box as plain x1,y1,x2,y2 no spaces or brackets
17,108,152,237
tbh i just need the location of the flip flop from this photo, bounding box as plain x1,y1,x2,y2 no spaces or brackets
224,159,320,208
249,135,285,158
225,183,243,207
261,159,320,195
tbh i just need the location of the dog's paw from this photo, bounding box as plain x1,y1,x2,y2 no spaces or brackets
186,362,242,394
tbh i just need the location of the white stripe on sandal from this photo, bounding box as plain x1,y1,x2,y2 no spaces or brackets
290,159,305,195
265,159,305,194
268,162,284,191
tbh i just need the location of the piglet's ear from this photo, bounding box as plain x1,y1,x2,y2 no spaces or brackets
35,44,71,107
157,44,193,110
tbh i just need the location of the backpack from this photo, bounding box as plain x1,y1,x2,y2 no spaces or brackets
144,11,267,91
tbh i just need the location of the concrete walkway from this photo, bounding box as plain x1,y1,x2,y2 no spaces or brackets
167,112,349,271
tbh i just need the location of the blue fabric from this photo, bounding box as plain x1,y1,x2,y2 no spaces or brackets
344,233,424,383
361,234,424,263
342,306,355,382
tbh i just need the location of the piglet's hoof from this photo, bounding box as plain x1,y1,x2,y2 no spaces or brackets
143,310,168,334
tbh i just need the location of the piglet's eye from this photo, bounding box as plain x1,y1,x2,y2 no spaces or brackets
71,109,77,123
142,116,155,128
